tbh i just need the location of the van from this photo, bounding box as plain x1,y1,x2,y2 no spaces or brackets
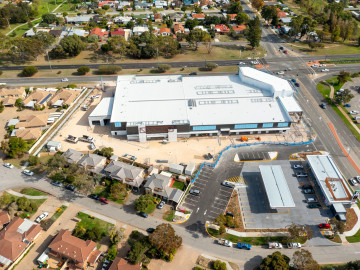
306,197,318,203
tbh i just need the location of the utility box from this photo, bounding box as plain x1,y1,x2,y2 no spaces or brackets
185,162,195,176
169,163,184,175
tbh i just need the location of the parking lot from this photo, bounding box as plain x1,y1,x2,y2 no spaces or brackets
238,160,332,229
235,151,273,162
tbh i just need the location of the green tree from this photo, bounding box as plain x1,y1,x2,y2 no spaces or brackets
107,36,128,59
110,182,126,201
86,226,103,241
218,225,226,236
204,62,218,71
22,66,38,77
300,17,316,38
194,6,202,13
185,19,199,30
42,13,57,24
0,102,4,113
157,35,180,58
235,13,250,24
77,66,90,75
149,223,182,254
135,194,154,212
0,193,13,208
49,45,67,59
261,251,290,270
47,153,67,173
213,260,227,270
289,15,303,38
17,196,30,210
246,16,262,48
261,6,277,23
60,34,86,57
73,224,86,238
109,227,125,245
107,246,117,260
157,64,171,73
28,155,39,166
97,65,122,74
228,1,243,13
346,260,360,269
287,223,313,241
101,43,110,53
186,29,210,50
331,25,341,42
99,147,114,158
329,217,345,234
1,137,27,158
128,240,150,264
251,0,264,11
333,89,354,105
292,249,320,270
337,70,351,84
31,32,55,48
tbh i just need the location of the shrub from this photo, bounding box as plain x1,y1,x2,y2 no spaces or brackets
0,71,3,76
0,102,4,113
204,62,218,71
28,155,40,166
22,66,38,77
77,66,90,75
17,197,30,211
107,246,117,260
97,65,122,74
66,84,77,89
157,64,171,73
50,172,66,182
213,260,227,270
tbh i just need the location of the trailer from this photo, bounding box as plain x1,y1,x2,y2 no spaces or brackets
66,135,78,143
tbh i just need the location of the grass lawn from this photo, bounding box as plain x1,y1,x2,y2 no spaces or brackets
3,192,46,217
288,42,360,56
93,185,127,204
317,81,331,97
50,205,67,221
320,58,360,65
163,210,175,222
346,227,360,243
19,188,47,196
143,202,156,214
77,212,114,236
172,181,185,191
321,263,347,270
9,19,42,37
207,228,286,245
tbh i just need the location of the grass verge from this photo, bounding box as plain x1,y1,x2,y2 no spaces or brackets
346,228,360,243
77,212,114,236
163,210,175,222
320,58,360,65
51,205,67,221
93,185,127,205
19,188,47,197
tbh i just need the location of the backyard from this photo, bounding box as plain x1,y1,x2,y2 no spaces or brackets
76,212,114,236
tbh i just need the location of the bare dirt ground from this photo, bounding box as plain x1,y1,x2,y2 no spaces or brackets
51,86,311,166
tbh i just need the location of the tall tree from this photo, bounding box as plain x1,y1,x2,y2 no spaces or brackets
251,0,264,11
186,29,210,50
59,34,86,57
156,35,180,58
331,25,341,42
287,223,313,241
246,16,262,48
41,13,57,24
292,249,320,270
1,137,27,158
261,6,277,23
289,15,303,38
261,251,290,270
149,223,182,254
228,1,243,14
235,13,250,24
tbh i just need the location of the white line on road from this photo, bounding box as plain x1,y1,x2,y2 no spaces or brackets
196,207,199,213
204,210,207,215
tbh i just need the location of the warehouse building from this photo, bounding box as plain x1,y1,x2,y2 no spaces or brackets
88,67,302,142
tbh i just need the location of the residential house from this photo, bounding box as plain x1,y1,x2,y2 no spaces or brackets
48,29,63,38
62,149,84,164
24,28,36,37
155,0,167,8
109,257,141,270
90,27,109,38
0,217,42,268
22,89,53,109
65,16,92,24
227,14,237,21
174,24,185,34
110,28,126,37
48,230,101,270
16,113,49,129
68,29,88,37
214,24,230,33
104,160,145,188
46,141,62,152
98,0,116,7
78,153,106,172
231,24,246,33
183,0,193,6
117,1,131,10
192,13,206,20
0,87,26,106
159,27,171,36
144,174,185,205
0,211,10,229
132,26,149,35
169,12,183,22
194,25,208,32
277,8,287,18
50,89,80,108
153,13,163,22
113,16,133,24
13,128,42,141
280,17,292,24
200,0,212,7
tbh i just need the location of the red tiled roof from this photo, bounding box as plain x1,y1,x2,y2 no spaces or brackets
227,14,237,20
154,14,162,20
231,24,246,32
109,258,141,270
215,24,230,32
49,230,96,264
111,28,125,36
90,27,109,37
159,27,171,34
174,24,185,32
277,10,287,18
0,212,10,227
88,249,102,264
192,13,205,19
98,1,115,7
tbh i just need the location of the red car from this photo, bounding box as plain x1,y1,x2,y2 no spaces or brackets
318,223,331,229
99,197,109,204
284,50,288,54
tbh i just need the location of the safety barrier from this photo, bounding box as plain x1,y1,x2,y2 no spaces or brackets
191,139,314,184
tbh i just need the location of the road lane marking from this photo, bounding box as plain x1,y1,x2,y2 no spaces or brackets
204,210,207,215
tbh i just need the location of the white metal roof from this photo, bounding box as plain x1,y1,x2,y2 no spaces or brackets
89,97,114,118
259,165,295,208
307,155,352,204
278,97,303,113
110,68,294,126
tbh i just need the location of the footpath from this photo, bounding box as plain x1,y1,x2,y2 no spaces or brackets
6,189,48,199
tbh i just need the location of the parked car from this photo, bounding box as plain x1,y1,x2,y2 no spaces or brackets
296,172,308,178
51,180,63,187
319,64,326,67
321,69,329,72
287,243,301,248
61,78,69,82
65,184,76,191
283,50,288,54
355,176,360,183
157,201,165,209
320,103,326,109
303,188,315,194
89,194,100,200
277,71,285,75
269,242,283,249
350,178,358,186
344,104,351,107
221,181,235,188
239,62,246,65
350,111,359,115
308,203,322,209
311,64,319,67
22,169,34,176
102,259,110,270
189,189,200,196
306,197,318,203
279,46,284,50
189,72,197,76
294,82,300,87
318,223,331,229
132,187,139,193
302,185,313,189
293,164,304,169
237,243,251,250
139,212,148,218
3,163,14,168
99,197,109,204
146,228,155,233
226,212,234,217
291,78,297,82
35,212,49,223
251,60,259,65
217,239,232,247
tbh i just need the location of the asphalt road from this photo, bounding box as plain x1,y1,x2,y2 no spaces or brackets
2,165,360,268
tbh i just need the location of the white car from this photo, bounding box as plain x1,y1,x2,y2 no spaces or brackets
350,111,359,115
311,64,319,67
22,169,34,176
350,179,358,186
61,78,69,82
293,164,304,169
319,64,326,67
239,62,246,65
321,69,329,72
3,163,14,169
251,61,259,65
288,243,301,248
355,176,360,183
277,71,285,75
35,212,49,223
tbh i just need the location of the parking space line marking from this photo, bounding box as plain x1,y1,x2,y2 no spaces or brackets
211,206,226,211
242,216,255,218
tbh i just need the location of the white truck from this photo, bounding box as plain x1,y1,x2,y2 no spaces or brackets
217,239,232,247
79,135,95,143
268,242,283,249
66,135,78,143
